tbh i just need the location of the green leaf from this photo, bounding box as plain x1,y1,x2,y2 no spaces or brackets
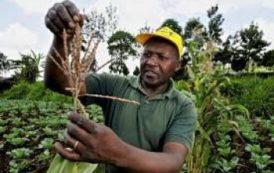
47,154,99,173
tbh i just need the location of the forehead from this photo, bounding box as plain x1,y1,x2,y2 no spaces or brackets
143,40,178,56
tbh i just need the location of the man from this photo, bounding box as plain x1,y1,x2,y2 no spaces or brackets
44,1,197,172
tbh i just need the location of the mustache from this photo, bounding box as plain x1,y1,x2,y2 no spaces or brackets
142,68,158,75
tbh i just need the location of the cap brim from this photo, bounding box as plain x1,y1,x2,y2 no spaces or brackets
136,33,152,45
135,33,170,45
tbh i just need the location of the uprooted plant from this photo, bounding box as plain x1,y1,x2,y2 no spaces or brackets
49,24,139,116
47,24,139,173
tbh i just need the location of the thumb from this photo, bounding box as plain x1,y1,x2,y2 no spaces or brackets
78,14,85,27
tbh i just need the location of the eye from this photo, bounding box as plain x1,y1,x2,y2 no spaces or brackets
142,51,152,58
158,54,169,61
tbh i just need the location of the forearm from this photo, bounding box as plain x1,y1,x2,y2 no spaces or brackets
116,143,185,173
44,0,84,94
44,36,71,95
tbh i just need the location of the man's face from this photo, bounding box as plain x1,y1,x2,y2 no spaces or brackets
140,40,180,88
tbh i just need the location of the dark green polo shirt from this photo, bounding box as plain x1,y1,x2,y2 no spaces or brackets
84,73,197,173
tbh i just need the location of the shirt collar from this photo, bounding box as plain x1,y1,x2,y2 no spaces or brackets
129,75,174,99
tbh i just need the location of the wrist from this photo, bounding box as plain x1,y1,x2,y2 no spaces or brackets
111,141,132,168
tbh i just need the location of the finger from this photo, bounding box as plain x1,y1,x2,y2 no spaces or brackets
69,112,97,134
79,14,85,27
54,142,81,161
54,3,75,29
45,16,60,34
63,0,80,22
47,9,65,31
67,122,94,147
64,133,97,162
64,132,85,152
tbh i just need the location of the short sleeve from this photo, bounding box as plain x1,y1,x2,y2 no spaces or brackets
164,100,197,150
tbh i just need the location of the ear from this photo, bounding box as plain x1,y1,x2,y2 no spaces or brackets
174,60,181,72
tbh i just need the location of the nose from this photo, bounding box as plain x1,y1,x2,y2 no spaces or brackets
145,53,158,66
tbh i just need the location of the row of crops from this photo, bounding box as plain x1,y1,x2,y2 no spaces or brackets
0,100,103,173
0,75,274,172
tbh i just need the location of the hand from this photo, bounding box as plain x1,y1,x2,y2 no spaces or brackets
45,0,84,37
54,112,127,164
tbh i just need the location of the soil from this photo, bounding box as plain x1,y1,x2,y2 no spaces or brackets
0,150,9,173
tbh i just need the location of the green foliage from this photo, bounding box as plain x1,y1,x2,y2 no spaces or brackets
213,35,234,66
1,80,72,102
183,18,206,49
207,5,224,44
47,154,100,173
216,135,235,157
208,110,274,173
11,50,43,83
183,18,205,41
222,76,274,118
133,66,140,76
245,144,273,171
0,52,10,74
179,38,249,173
38,138,54,150
107,30,138,75
261,49,274,68
232,22,270,71
7,137,29,146
8,148,32,159
215,157,239,173
236,116,259,142
257,117,274,141
239,23,269,62
213,20,271,72
210,121,240,173
0,99,104,173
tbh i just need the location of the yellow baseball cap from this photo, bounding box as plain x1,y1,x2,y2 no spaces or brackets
135,26,183,57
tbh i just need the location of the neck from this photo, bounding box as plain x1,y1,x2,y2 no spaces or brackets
141,81,169,97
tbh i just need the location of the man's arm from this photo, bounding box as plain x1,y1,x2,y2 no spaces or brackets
118,142,188,173
44,0,86,95
55,113,188,173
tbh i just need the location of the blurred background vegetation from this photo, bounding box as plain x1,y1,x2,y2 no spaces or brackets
0,4,273,173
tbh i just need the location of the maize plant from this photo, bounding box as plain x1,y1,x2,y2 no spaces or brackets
178,40,249,173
